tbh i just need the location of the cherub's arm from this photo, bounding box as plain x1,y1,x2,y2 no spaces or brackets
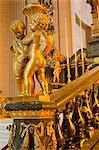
10,45,16,54
10,42,22,55
12,41,23,54
21,33,34,45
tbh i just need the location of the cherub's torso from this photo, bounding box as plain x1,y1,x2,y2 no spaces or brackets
28,31,46,68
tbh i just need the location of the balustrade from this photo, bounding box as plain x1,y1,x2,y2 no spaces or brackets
0,68,98,149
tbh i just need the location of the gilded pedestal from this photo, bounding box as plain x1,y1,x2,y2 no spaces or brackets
0,96,57,149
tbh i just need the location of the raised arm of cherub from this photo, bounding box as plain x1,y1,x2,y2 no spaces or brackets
21,33,34,45
10,41,22,55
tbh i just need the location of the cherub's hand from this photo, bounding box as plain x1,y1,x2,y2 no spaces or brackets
16,39,21,45
15,39,23,50
10,45,16,53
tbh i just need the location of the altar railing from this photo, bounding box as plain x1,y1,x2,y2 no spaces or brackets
50,66,99,149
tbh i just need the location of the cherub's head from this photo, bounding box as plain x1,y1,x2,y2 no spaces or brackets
30,13,49,31
10,20,25,39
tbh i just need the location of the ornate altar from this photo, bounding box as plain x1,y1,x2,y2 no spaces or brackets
0,1,99,150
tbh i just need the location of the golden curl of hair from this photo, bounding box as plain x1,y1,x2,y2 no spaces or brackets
10,20,25,32
30,13,49,30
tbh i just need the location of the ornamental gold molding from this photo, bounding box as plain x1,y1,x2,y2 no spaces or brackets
7,109,55,119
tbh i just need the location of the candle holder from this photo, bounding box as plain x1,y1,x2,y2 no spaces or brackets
67,63,71,83
75,61,78,79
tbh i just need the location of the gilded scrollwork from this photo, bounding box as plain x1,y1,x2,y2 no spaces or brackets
39,0,54,15
20,122,45,150
8,124,16,150
46,121,57,150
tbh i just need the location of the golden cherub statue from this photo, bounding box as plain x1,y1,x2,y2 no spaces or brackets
53,51,64,83
53,61,61,83
10,3,54,96
19,13,49,96
10,20,28,96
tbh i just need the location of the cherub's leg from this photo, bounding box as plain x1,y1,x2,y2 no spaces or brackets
20,78,24,95
27,76,34,96
23,59,35,96
16,76,23,96
57,74,60,83
29,75,35,96
20,77,34,96
36,68,48,96
53,74,56,83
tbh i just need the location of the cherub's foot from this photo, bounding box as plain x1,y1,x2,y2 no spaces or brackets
42,92,49,96
19,94,24,97
24,93,30,96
